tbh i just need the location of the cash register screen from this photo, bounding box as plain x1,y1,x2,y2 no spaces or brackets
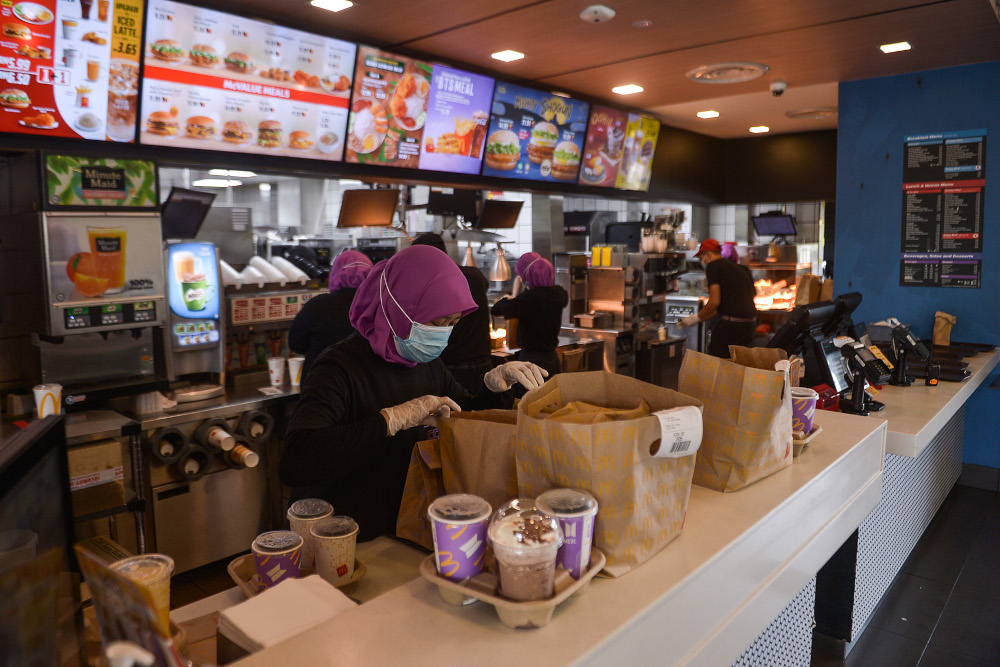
821,340,849,393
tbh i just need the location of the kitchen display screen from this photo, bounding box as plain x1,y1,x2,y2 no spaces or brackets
166,242,219,321
481,81,589,183
140,0,356,160
418,65,494,175
0,0,144,140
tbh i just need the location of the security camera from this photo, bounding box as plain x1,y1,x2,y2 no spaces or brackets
770,80,787,97
580,4,616,23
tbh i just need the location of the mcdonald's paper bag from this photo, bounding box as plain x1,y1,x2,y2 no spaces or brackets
515,372,704,577
679,349,793,493
395,439,444,550
437,410,519,515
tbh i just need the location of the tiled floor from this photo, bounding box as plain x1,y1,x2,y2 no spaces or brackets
812,484,1000,666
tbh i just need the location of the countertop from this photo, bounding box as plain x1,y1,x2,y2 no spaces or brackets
234,409,886,667
129,384,300,431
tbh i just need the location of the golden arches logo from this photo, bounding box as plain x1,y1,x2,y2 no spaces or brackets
624,502,636,517
436,551,461,578
623,451,637,468
603,530,619,547
599,480,617,498
624,477,636,493
597,455,615,471
37,391,59,416
555,474,571,487
621,426,637,443
553,450,568,466
573,455,592,472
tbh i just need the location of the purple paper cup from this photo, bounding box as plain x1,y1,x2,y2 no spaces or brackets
251,530,303,592
791,387,819,434
536,489,598,579
427,494,491,584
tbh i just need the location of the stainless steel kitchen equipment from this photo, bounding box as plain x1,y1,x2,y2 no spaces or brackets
665,295,708,353
553,253,588,327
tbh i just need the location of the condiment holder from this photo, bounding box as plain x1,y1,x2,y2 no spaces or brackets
227,553,365,598
792,425,823,457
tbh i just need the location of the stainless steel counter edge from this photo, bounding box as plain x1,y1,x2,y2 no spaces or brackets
134,386,301,430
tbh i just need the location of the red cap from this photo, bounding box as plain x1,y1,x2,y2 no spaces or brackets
694,238,721,257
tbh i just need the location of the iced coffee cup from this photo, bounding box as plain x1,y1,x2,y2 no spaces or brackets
428,494,491,584
267,357,286,387
287,357,304,386
488,498,563,602
109,554,174,636
536,488,598,579
251,530,302,593
287,498,333,571
311,516,358,586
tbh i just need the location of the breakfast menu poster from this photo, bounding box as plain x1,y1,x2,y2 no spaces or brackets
418,65,494,175
615,114,660,191
577,104,628,188
345,46,432,169
481,81,589,183
139,0,356,160
0,0,143,141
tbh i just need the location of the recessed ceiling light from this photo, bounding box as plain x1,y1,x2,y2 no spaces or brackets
697,110,720,119
612,84,643,95
209,169,256,177
632,19,651,28
880,41,911,54
192,178,242,187
551,91,570,98
310,0,353,12
259,183,272,192
749,126,770,134
688,62,769,84
491,50,524,62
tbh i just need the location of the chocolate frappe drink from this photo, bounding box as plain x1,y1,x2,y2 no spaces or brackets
488,499,563,602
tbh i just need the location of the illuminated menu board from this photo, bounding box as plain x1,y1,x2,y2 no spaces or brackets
0,0,143,140
616,114,660,191
418,65,494,175
139,0,356,160
480,81,588,183
577,104,628,188
345,46,432,169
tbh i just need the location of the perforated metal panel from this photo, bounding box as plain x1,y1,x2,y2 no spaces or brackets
851,407,965,637
732,577,817,667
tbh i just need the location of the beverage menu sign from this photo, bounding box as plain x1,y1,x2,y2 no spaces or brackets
140,0,356,160
481,81,589,183
900,128,986,288
45,154,157,207
577,104,628,188
0,0,143,141
418,65,493,175
345,46,432,169
615,114,660,191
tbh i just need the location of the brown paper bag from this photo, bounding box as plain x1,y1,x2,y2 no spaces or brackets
933,311,956,346
679,349,793,492
437,410,519,515
794,274,822,305
515,371,704,577
395,439,444,550
819,278,834,302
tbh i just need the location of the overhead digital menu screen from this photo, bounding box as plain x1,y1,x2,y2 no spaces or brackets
0,0,143,140
418,65,494,175
140,0,356,160
616,114,660,191
480,81,588,183
577,104,629,188
344,46,432,169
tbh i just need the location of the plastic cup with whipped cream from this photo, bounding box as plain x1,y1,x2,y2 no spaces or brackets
488,498,564,602
536,488,598,579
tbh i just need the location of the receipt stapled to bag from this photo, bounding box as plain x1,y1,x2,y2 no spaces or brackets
651,406,703,458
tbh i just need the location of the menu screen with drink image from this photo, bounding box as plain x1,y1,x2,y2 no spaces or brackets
417,65,494,175
166,243,220,347
577,104,629,188
140,0,356,161
0,0,143,140
480,81,589,183
344,46,432,169
45,214,165,306
616,114,660,191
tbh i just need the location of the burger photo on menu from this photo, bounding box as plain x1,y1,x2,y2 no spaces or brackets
185,116,215,140
0,88,31,108
222,120,252,145
257,120,283,148
289,131,313,150
484,130,520,171
150,39,185,62
2,22,31,40
146,111,180,136
550,140,581,181
189,44,220,68
527,122,558,164
225,52,256,74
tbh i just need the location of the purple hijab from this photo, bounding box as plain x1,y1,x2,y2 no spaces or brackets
329,250,373,291
515,252,554,288
721,243,740,264
349,245,477,367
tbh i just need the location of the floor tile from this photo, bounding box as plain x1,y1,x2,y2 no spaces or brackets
869,573,952,643
918,644,996,667
902,486,995,583
955,511,1000,598
844,627,925,667
927,586,1000,663
958,465,1000,492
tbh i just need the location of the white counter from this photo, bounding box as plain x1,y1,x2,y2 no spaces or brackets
870,349,997,457
235,410,885,667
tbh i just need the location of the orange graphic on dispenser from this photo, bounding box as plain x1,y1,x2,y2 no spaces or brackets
87,226,127,293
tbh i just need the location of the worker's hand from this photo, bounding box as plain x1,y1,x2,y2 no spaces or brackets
381,395,461,436
484,361,548,392
679,314,700,328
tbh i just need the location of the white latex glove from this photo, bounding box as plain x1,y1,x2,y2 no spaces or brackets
484,361,548,392
381,395,461,436
679,314,700,328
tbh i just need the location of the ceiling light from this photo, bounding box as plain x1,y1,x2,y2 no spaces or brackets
697,110,720,119
192,178,242,187
612,84,643,95
786,107,838,120
209,169,256,177
749,126,770,134
339,179,364,187
259,183,272,192
880,41,911,54
491,50,524,62
551,91,570,98
687,62,769,84
310,0,353,12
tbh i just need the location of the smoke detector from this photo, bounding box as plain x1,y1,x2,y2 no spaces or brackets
687,62,770,84
580,4,616,23
786,107,838,120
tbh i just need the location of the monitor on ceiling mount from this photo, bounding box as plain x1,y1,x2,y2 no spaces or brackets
751,213,797,238
160,187,217,240
337,189,401,227
474,199,523,229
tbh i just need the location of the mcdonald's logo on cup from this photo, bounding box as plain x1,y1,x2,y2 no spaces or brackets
33,384,62,418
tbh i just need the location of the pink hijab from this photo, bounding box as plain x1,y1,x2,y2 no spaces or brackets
515,252,554,288
349,245,477,367
329,250,373,291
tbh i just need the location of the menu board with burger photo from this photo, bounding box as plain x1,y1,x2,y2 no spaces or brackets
480,81,589,183
615,114,660,191
418,65,494,175
0,0,143,141
345,46,432,169
139,0,356,160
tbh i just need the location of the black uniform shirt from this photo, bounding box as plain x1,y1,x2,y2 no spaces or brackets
491,285,568,352
706,259,757,319
441,266,491,367
287,288,358,382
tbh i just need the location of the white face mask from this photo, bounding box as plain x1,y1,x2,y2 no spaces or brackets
380,272,453,363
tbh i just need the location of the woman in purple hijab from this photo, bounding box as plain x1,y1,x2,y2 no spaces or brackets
281,245,546,541
288,250,373,382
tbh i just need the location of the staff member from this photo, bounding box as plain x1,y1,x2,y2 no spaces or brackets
680,238,757,359
411,233,492,395
288,250,373,382
491,252,568,378
280,246,546,541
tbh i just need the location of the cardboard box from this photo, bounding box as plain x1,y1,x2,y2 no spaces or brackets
68,439,126,517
